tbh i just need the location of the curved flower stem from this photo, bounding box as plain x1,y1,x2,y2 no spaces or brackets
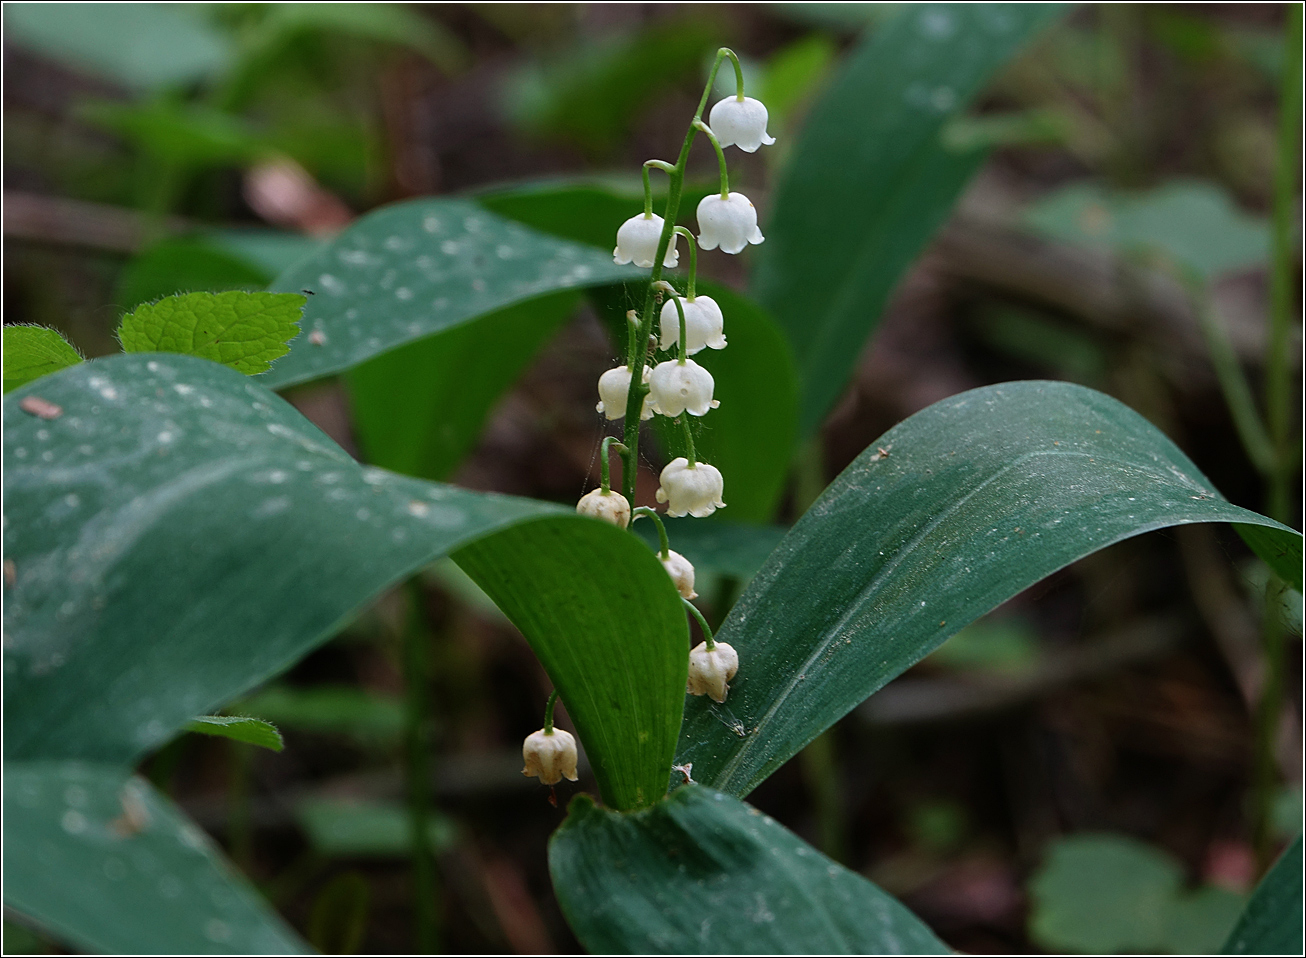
543,689,559,735
673,226,697,299
633,506,671,558
619,48,739,505
599,436,628,493
693,120,730,199
683,597,716,650
679,416,697,467
642,160,676,218
669,292,689,364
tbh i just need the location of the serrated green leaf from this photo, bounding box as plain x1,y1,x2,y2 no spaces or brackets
1223,835,1303,955
549,784,948,954
263,197,636,388
3,353,683,816
117,291,305,375
757,3,1066,439
2,326,83,394
184,715,284,752
347,292,580,482
3,761,308,954
674,382,1301,797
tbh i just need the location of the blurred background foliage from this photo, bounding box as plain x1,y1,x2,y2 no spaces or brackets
3,2,1300,954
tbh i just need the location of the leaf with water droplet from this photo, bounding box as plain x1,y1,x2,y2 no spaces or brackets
117,290,305,375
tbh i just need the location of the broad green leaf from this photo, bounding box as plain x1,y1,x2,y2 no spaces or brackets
117,291,305,375
633,517,787,582
549,784,948,954
2,326,82,394
756,3,1065,438
675,382,1302,797
295,796,455,858
263,197,635,388
3,761,307,954
1023,179,1270,281
454,520,688,811
347,292,580,482
184,715,284,752
3,2,231,89
3,352,680,800
1028,833,1184,953
1223,835,1304,955
117,238,273,312
233,685,404,745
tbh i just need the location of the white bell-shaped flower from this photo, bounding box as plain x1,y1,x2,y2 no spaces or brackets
656,458,726,518
660,549,697,599
709,96,776,152
576,488,630,529
521,728,579,785
649,359,718,417
696,192,764,254
659,295,726,355
596,365,654,421
614,213,679,268
687,641,739,703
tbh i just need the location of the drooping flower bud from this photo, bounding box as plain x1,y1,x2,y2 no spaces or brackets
614,214,679,268
660,549,698,599
577,488,631,528
708,96,776,153
596,365,654,421
659,295,726,355
522,728,579,785
648,359,718,417
656,458,726,518
687,641,739,703
696,192,764,255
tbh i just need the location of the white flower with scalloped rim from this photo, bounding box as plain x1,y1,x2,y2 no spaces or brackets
660,549,698,599
687,641,738,703
656,458,726,518
709,96,775,152
521,728,578,785
613,213,679,268
576,488,630,529
649,359,718,417
659,295,726,355
696,192,764,255
596,365,653,421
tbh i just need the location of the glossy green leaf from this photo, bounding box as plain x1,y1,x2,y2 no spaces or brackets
184,716,284,752
549,784,948,954
263,197,635,389
3,761,307,954
2,353,674,788
675,382,1302,796
117,291,306,375
3,2,231,89
117,238,273,312
347,292,580,482
295,796,455,858
1023,179,1270,281
756,3,1065,438
2,326,82,394
454,520,687,811
1223,835,1304,955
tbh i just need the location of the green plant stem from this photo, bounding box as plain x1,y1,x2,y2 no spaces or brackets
1253,573,1289,871
599,437,627,494
680,417,697,467
670,292,689,363
799,729,847,864
1186,279,1276,474
673,226,698,298
633,506,671,558
684,598,716,651
694,120,731,199
620,48,737,505
543,689,559,734
402,581,439,953
1266,2,1302,525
